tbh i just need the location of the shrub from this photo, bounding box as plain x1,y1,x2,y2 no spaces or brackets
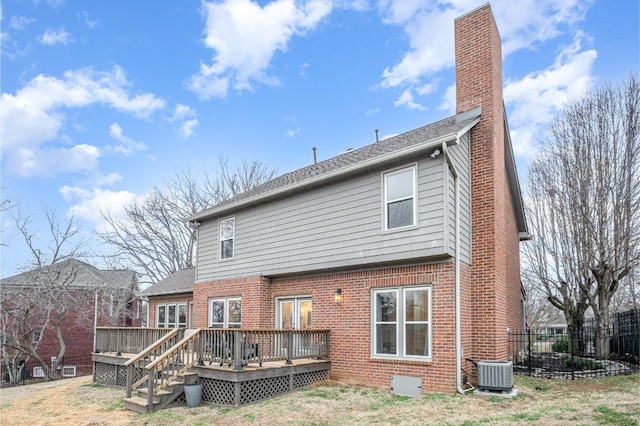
564,357,604,370
552,337,569,353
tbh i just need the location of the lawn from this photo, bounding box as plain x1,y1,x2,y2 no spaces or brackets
1,373,638,425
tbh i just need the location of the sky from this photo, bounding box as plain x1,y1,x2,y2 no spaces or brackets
1,0,638,278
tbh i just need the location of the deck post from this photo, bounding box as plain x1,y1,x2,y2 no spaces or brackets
233,329,243,371
147,366,155,412
125,364,133,398
325,330,330,359
116,329,122,356
285,331,293,365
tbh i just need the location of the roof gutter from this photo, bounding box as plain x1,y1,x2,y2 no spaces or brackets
188,132,462,222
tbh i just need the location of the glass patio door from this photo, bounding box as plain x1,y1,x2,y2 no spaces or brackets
278,298,312,356
278,298,312,330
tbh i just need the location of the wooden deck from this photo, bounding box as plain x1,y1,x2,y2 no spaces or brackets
92,328,331,410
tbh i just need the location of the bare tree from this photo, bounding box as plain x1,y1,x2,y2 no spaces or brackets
525,74,640,358
1,207,91,380
522,166,591,342
99,157,276,286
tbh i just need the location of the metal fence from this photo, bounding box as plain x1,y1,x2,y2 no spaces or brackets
1,354,94,388
509,309,639,379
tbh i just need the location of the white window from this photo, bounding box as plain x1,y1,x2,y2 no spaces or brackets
383,166,416,230
372,286,431,359
33,367,45,377
156,303,187,328
32,331,41,344
219,217,235,259
62,366,77,377
210,297,242,328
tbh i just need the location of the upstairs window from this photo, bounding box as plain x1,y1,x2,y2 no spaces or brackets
383,166,416,230
219,217,235,259
210,297,242,328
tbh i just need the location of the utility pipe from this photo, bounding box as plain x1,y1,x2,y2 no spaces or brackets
442,141,472,394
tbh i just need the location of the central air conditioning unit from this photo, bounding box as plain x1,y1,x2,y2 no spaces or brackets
477,360,513,392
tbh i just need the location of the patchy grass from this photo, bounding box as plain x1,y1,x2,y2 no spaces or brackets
1,373,639,425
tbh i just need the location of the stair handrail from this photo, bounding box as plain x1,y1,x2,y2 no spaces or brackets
143,328,202,400
124,328,179,367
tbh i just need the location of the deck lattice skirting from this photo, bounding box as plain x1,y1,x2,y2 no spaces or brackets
92,327,331,409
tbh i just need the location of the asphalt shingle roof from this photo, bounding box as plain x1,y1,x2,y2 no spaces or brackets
0,258,136,290
189,111,480,222
138,268,195,297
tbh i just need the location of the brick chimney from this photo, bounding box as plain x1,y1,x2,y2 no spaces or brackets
455,4,520,362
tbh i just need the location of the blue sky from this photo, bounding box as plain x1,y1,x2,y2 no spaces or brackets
1,0,638,277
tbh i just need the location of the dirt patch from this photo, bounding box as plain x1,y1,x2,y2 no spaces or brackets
0,377,136,426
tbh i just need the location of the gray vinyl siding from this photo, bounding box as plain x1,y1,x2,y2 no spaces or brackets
196,151,468,282
445,133,472,264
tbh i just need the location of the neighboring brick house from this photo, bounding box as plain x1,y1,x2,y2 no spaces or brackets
139,268,194,329
1,259,141,368
159,4,528,393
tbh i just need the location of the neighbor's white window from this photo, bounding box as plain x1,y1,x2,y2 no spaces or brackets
219,217,235,259
32,331,41,344
372,286,431,359
156,303,187,328
210,297,242,328
383,166,416,230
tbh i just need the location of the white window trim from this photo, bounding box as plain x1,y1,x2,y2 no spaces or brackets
382,165,417,232
32,331,41,344
219,216,235,260
156,302,187,328
209,297,242,328
62,366,77,377
371,285,432,361
33,367,45,378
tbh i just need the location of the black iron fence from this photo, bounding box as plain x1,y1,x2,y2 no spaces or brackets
508,310,639,379
1,354,93,388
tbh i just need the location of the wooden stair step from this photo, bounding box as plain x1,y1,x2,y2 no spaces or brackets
123,396,151,414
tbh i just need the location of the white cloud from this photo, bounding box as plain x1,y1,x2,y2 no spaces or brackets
179,119,199,139
0,66,165,176
188,0,333,98
79,11,98,28
377,0,593,110
39,27,72,45
10,15,35,31
11,143,101,177
60,185,137,231
286,128,300,137
108,123,147,155
168,104,199,139
438,84,456,113
504,33,597,157
394,89,424,110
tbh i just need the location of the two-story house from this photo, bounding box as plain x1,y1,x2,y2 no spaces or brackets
149,4,528,394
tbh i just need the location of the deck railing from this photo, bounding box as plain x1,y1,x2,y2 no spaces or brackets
121,328,330,404
94,327,180,355
199,328,330,369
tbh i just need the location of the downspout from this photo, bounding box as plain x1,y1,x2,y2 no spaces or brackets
442,141,471,394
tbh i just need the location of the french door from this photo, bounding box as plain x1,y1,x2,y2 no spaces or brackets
277,297,312,356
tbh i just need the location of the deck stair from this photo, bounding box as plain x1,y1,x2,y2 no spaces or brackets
124,371,198,413
123,328,202,413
